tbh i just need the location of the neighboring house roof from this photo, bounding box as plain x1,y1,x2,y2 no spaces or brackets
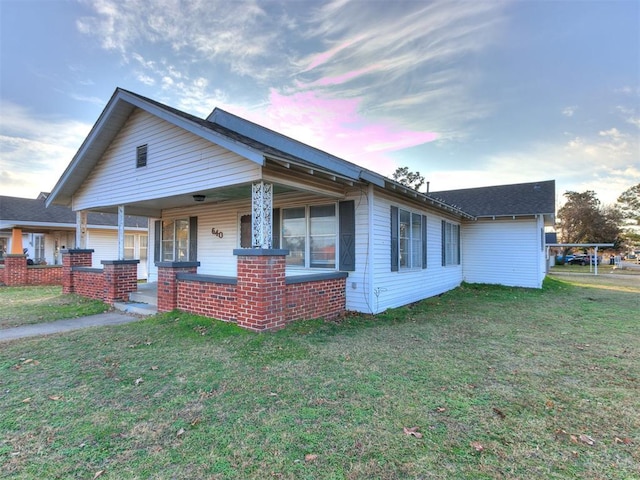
0,195,148,230
429,180,556,218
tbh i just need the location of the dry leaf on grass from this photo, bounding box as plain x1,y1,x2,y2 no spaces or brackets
135,378,143,386
93,470,105,479
579,434,595,446
470,441,484,452
48,395,62,401
492,407,506,419
21,398,31,403
176,428,185,438
614,437,632,445
436,407,446,413
403,427,423,438
304,454,318,462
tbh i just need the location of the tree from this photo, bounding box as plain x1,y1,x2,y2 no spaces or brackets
557,190,621,251
617,183,640,224
392,167,425,191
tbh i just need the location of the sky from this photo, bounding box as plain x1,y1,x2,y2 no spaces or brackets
1,0,639,208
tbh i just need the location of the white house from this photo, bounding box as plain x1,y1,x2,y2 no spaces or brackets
45,88,555,330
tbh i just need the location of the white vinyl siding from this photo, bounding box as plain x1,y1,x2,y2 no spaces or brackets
368,189,462,313
86,229,148,279
73,109,262,211
461,218,544,288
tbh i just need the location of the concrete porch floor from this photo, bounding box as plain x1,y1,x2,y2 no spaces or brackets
114,282,158,316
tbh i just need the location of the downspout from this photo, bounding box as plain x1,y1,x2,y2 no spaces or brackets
367,183,376,314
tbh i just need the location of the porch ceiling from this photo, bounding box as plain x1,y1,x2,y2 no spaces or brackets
90,183,302,217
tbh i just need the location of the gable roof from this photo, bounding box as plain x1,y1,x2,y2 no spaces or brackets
1,195,147,230
429,180,556,218
46,87,474,219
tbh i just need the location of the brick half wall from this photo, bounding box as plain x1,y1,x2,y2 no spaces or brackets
285,273,348,323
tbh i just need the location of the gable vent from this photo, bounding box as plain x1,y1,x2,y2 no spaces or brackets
136,144,148,168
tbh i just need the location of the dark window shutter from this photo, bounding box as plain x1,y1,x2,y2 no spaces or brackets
339,200,356,271
441,220,446,267
422,215,428,269
272,208,280,249
154,220,161,263
189,216,198,262
391,206,399,272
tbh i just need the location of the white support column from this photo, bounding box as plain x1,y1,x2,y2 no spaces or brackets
251,181,273,248
76,211,88,249
118,205,125,260
594,246,598,276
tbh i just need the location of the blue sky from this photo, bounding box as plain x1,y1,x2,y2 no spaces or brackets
1,0,638,206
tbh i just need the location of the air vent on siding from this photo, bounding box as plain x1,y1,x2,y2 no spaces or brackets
136,144,148,168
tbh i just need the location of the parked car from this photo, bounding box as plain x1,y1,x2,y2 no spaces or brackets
556,254,575,264
568,254,601,265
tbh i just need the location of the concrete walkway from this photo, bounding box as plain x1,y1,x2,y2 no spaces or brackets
0,311,143,342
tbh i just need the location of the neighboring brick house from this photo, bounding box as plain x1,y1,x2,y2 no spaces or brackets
44,88,555,330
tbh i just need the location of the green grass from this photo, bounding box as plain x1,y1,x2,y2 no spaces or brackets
1,276,638,479
0,286,110,329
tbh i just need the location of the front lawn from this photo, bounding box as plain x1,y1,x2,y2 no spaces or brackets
0,286,109,329
0,277,638,479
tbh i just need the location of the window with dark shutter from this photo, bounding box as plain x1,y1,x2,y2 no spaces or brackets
339,200,355,271
136,144,148,168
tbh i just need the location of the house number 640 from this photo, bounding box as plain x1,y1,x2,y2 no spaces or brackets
211,228,224,239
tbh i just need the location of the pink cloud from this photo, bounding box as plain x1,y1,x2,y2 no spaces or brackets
234,89,439,177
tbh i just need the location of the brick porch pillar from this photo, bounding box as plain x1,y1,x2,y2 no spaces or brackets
61,249,93,294
102,260,140,303
233,249,288,331
4,254,28,286
156,262,200,312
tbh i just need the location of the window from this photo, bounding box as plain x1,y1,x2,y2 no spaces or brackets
124,234,135,260
33,235,45,262
282,207,307,266
139,235,148,261
310,205,336,268
442,221,460,266
162,219,189,261
394,208,424,270
282,204,337,269
136,144,148,168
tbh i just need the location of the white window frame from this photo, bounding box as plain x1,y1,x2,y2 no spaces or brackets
443,221,460,266
281,203,338,270
162,219,189,262
398,208,423,270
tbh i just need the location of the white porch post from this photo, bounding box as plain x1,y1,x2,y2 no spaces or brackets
76,211,88,249
118,205,125,260
594,246,598,276
251,181,273,248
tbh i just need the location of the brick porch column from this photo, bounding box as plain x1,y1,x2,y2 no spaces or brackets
233,248,288,331
4,254,28,286
102,260,140,303
156,262,200,312
61,249,93,294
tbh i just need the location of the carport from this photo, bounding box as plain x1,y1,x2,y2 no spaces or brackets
547,243,615,275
